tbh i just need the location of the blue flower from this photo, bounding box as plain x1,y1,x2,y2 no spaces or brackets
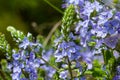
92,1,103,12
80,47,94,69
115,12,120,19
29,51,35,60
40,65,56,78
91,26,107,38
12,72,21,80
113,50,120,59
12,53,20,60
97,10,113,25
69,32,77,40
104,19,120,34
7,63,13,71
12,66,22,80
116,66,120,75
59,70,68,79
55,41,81,62
117,27,120,33
65,0,84,6
113,75,120,80
19,37,30,49
8,37,43,80
104,34,119,49
20,78,28,80
113,65,120,80
13,66,21,73
19,37,42,50
42,49,54,62
29,71,38,80
82,1,102,17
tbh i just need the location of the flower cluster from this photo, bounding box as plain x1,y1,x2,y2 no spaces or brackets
63,0,120,58
113,65,120,80
1,0,120,80
64,0,120,48
59,0,120,79
8,37,42,80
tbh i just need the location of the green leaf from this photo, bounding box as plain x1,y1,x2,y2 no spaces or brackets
7,26,25,43
49,56,56,65
93,60,101,68
0,33,11,59
52,72,60,80
88,41,96,47
1,59,7,71
38,78,44,80
61,4,75,40
38,68,46,77
37,35,45,44
114,0,119,3
102,49,114,64
91,60,107,79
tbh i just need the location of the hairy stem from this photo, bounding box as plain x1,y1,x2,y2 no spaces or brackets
39,56,59,71
67,58,73,80
43,20,61,47
43,0,64,14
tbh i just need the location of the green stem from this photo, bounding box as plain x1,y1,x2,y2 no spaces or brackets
67,58,73,80
0,69,7,80
39,56,59,71
43,0,64,14
102,49,106,65
43,20,61,47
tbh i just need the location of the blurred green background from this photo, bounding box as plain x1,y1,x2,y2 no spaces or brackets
0,0,63,43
